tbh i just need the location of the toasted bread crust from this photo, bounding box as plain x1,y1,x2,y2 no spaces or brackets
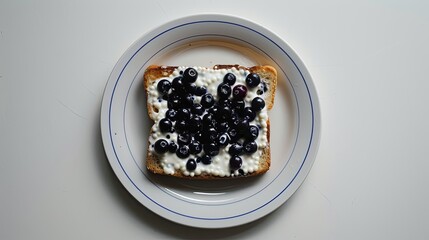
144,65,276,179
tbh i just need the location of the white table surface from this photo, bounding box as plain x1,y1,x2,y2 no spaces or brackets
1,0,429,239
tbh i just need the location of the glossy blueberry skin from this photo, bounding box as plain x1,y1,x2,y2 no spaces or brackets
217,83,231,99
183,68,198,83
228,143,243,156
242,107,256,121
251,97,265,112
191,103,204,115
217,133,230,146
154,139,169,154
159,118,172,133
203,143,219,156
189,141,202,154
223,73,236,85
186,159,197,171
199,155,212,165
246,125,259,141
243,141,258,154
201,93,215,108
157,79,171,94
176,145,190,159
245,73,261,88
165,109,177,121
229,155,242,171
177,133,192,145
194,86,207,96
168,141,178,153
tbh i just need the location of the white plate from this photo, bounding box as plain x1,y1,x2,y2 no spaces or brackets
100,14,321,228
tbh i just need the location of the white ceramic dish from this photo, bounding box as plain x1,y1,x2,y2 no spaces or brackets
100,14,320,228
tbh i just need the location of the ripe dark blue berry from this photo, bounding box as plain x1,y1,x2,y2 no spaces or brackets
194,86,207,96
229,156,242,171
228,143,243,156
247,125,259,140
202,114,216,127
203,143,219,156
186,159,197,171
232,100,245,112
165,109,177,120
201,93,215,108
176,145,190,159
183,68,198,83
157,79,171,94
159,118,172,132
223,73,236,85
177,133,191,145
217,133,230,146
176,108,191,121
182,93,194,107
174,120,187,133
201,155,212,165
172,76,185,93
189,141,202,154
242,107,256,121
245,73,261,88
168,141,178,153
237,119,250,133
251,97,265,111
191,103,204,115
244,141,258,154
232,85,247,100
154,139,169,154
217,83,231,99
217,121,230,132
189,116,202,132
228,128,240,141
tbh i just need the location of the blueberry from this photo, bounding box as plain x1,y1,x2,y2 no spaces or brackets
168,141,178,153
208,105,221,118
167,93,181,109
228,143,243,156
174,120,187,133
244,141,258,154
220,106,232,120
201,93,215,108
204,127,218,143
217,83,231,99
245,73,261,88
165,109,177,121
202,114,216,127
242,107,256,121
232,100,245,112
247,125,259,140
229,156,242,171
251,97,265,111
176,145,190,159
194,86,207,96
177,133,191,145
183,68,198,83
217,133,230,146
154,139,169,154
172,76,185,93
176,108,190,121
217,121,230,133
186,159,197,171
228,128,240,142
203,143,219,156
200,155,212,165
237,119,250,133
159,118,172,133
189,141,202,154
157,79,171,94
186,83,197,94
232,85,247,100
189,116,202,132
182,93,194,107
191,103,204,115
223,73,236,86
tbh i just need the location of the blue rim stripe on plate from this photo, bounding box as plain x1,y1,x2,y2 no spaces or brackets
108,20,315,220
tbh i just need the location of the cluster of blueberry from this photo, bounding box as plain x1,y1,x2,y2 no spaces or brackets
153,67,266,174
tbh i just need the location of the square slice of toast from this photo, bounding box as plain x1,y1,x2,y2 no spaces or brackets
144,65,277,179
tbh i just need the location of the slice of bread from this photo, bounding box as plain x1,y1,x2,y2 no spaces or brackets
144,65,277,179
